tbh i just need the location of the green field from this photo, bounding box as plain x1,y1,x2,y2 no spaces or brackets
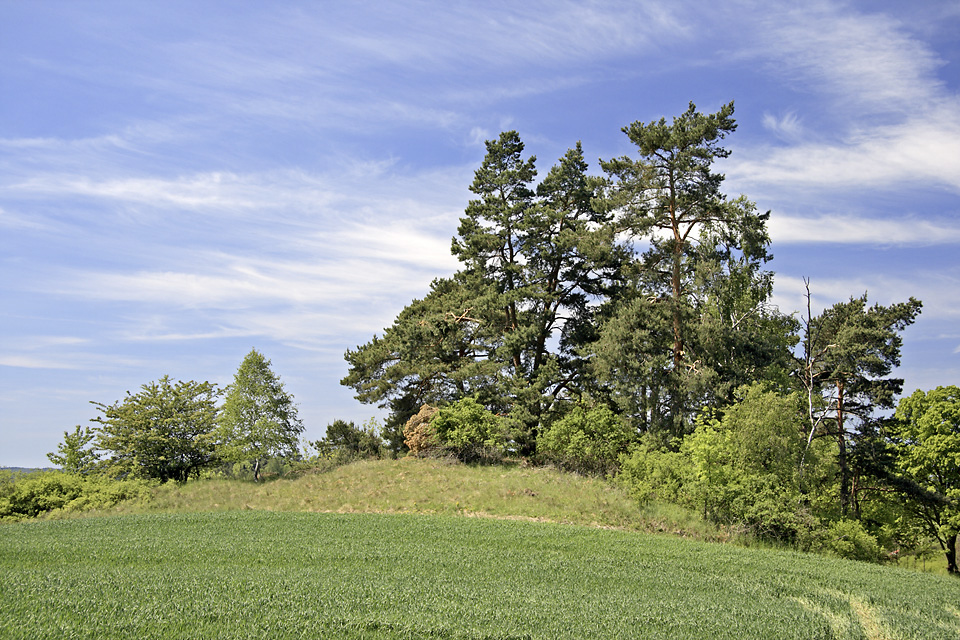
3,509,960,639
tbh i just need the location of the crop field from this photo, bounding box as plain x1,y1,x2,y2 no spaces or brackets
2,511,959,639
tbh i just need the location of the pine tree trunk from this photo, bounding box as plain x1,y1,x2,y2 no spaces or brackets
835,380,853,517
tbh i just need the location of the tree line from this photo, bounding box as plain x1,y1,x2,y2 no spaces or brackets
3,349,383,522
342,102,960,572
46,349,305,483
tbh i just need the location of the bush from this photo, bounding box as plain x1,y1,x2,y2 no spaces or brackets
0,471,153,522
311,418,386,463
816,519,882,563
403,405,440,456
538,405,634,475
430,398,507,462
616,439,690,505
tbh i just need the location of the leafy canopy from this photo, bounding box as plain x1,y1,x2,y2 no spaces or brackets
215,349,303,481
92,376,220,483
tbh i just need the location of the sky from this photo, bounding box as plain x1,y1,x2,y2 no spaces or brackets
2,1,959,467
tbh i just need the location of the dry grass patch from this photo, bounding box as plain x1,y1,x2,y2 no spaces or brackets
137,458,649,530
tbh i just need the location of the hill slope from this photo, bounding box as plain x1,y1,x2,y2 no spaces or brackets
128,458,711,537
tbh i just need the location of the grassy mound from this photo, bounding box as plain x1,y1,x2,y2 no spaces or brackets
3,510,959,639
121,458,719,539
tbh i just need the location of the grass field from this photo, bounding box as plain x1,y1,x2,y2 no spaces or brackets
3,509,960,639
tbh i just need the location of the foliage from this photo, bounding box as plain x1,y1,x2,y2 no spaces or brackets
681,384,807,541
537,404,635,474
309,418,385,463
4,511,960,639
46,425,100,474
812,519,882,563
92,376,221,482
215,349,304,482
344,134,625,454
342,275,504,451
800,292,922,517
430,397,507,461
616,384,815,544
402,404,440,456
595,101,784,437
889,386,960,573
616,437,691,505
0,471,153,522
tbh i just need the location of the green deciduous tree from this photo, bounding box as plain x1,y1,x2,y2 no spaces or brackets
537,404,635,475
215,349,303,481
47,425,101,474
92,376,220,482
682,383,806,541
889,386,960,574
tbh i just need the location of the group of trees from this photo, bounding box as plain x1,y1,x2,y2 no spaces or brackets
31,101,958,572
343,102,959,572
343,102,794,451
48,349,304,483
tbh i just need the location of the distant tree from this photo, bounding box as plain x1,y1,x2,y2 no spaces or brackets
93,377,220,482
452,137,623,451
311,419,384,460
344,135,624,454
47,425,100,474
889,386,960,574
215,349,303,481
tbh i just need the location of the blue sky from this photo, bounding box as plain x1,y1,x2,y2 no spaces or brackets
2,1,959,467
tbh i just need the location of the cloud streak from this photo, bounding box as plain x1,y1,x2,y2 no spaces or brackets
770,213,960,245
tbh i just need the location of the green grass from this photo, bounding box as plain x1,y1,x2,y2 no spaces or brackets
3,459,958,638
3,510,960,639
97,458,726,540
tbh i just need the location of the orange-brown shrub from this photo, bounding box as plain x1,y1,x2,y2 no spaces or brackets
403,404,439,455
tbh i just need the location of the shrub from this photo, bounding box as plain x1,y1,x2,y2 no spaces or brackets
312,418,386,463
403,405,440,456
616,439,690,505
0,471,153,522
538,404,634,474
430,398,507,462
816,519,882,563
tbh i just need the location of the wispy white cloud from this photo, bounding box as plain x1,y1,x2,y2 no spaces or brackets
0,344,147,372
732,101,960,193
769,213,960,245
727,2,960,198
761,111,804,142
753,1,946,115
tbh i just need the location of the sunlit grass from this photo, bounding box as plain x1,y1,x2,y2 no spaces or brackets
118,458,719,537
3,511,959,639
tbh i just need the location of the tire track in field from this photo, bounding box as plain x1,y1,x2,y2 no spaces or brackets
792,590,895,640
